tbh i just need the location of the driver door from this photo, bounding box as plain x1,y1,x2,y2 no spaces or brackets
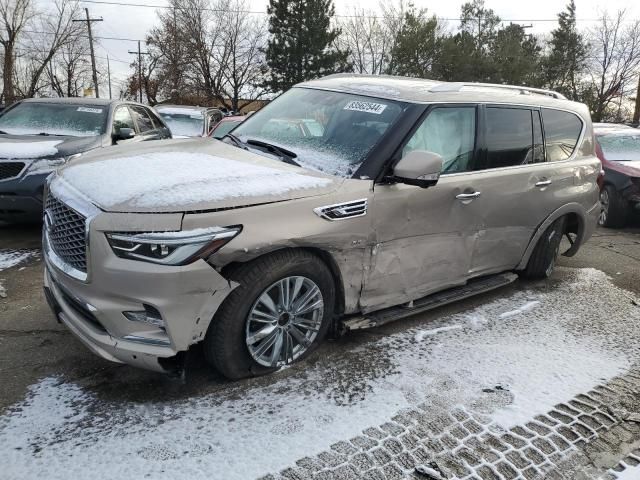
360,105,480,312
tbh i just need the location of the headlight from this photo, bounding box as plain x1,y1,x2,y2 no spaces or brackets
27,153,82,175
105,226,241,265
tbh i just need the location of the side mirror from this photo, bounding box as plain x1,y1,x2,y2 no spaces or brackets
392,150,443,188
115,127,135,140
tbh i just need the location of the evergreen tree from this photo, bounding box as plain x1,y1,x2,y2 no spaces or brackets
541,0,588,99
491,24,542,86
265,0,348,93
387,7,441,79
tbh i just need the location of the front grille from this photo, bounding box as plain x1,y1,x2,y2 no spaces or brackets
45,194,87,272
0,161,25,180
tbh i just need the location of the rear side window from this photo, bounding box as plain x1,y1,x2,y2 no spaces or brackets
542,109,582,161
130,106,155,133
479,107,533,169
402,106,476,174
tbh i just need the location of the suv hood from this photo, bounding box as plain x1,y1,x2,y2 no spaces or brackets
52,138,341,213
0,134,101,160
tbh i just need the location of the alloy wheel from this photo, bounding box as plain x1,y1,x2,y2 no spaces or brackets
245,276,324,367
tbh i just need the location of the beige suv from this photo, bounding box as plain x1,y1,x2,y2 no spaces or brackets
42,75,601,378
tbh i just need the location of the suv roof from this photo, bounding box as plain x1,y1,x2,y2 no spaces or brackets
20,97,122,106
300,74,581,112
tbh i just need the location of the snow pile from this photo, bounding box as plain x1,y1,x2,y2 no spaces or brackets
57,152,333,208
0,140,61,159
0,268,634,479
0,249,38,271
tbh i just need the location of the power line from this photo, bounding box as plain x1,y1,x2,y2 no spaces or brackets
72,0,611,22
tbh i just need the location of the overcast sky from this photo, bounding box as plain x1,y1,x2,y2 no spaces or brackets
53,0,639,98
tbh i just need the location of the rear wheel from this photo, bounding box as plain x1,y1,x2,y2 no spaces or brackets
599,184,628,228
204,250,335,379
520,217,566,279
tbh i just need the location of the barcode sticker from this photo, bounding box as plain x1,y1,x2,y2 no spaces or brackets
343,101,387,115
77,107,103,113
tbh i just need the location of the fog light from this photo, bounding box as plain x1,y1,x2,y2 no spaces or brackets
123,304,164,328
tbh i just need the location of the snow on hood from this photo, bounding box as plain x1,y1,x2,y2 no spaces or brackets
0,139,62,159
53,140,338,212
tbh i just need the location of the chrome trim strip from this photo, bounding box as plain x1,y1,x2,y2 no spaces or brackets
314,198,368,221
122,335,171,347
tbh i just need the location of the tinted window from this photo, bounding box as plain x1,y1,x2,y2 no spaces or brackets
130,105,155,133
542,108,582,161
480,107,533,169
0,102,107,136
112,107,135,133
403,107,476,174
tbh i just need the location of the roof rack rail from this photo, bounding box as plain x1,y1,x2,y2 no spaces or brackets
430,82,566,100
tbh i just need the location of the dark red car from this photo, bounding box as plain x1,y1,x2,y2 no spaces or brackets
595,127,640,227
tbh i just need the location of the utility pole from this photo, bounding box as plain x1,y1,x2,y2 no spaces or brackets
73,9,102,98
107,55,112,99
128,41,149,103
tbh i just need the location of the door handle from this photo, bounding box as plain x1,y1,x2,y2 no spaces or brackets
456,192,481,200
535,180,552,187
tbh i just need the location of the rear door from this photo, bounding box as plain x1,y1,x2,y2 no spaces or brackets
464,106,582,276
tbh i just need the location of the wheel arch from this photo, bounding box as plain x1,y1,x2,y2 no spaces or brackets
516,203,589,270
219,246,347,318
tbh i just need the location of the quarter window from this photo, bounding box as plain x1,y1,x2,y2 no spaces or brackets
542,109,582,161
130,105,155,133
402,107,476,174
480,107,533,169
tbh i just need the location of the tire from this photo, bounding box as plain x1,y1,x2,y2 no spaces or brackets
599,184,628,228
520,216,566,280
203,250,335,379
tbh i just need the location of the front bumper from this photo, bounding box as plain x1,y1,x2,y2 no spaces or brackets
0,172,50,222
43,224,237,373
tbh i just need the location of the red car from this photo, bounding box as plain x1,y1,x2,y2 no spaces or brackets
209,115,245,139
595,126,640,227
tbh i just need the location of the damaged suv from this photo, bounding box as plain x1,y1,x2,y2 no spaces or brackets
43,75,600,378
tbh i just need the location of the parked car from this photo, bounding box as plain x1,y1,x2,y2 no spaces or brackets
0,98,171,223
209,115,245,139
156,105,223,138
595,126,640,227
42,75,600,378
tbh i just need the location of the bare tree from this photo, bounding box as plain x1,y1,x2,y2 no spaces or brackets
585,10,640,121
0,0,33,104
338,6,390,74
215,0,267,111
48,36,94,97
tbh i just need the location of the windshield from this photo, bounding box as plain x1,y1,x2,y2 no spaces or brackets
0,102,107,136
157,109,204,137
212,119,242,139
598,133,640,161
232,88,405,177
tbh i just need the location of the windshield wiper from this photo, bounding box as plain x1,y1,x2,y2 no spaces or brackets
245,139,301,167
222,133,246,148
0,130,7,134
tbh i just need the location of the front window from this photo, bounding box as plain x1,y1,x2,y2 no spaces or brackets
598,133,640,161
157,108,204,137
0,102,107,137
232,88,405,177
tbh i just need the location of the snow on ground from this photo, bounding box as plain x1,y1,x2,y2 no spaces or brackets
0,249,39,271
0,268,636,480
0,140,62,158
56,152,333,209
414,324,462,341
498,300,540,318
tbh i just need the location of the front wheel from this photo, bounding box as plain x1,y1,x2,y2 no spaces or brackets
203,250,335,379
599,184,628,228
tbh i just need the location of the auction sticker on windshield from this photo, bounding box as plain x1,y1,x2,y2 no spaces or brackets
343,100,387,114
77,107,103,114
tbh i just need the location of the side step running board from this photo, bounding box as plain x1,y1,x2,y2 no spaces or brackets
342,272,518,331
